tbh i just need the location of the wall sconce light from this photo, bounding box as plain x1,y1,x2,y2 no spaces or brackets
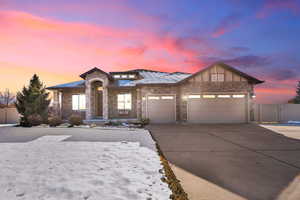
97,87,103,91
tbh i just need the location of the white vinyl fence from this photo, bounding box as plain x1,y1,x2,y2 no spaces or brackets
254,104,300,123
0,108,19,124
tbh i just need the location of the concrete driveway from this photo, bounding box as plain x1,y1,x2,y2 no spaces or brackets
148,124,300,200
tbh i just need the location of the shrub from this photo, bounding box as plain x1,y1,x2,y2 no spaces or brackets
27,114,43,126
48,116,62,127
68,114,83,126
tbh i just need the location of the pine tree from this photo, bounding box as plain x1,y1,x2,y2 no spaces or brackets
294,81,300,104
15,74,50,126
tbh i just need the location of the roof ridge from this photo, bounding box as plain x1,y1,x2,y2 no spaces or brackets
120,68,169,73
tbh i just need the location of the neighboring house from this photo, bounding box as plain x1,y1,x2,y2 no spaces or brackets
47,62,264,123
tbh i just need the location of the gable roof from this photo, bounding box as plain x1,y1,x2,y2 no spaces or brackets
79,67,111,79
46,80,85,89
47,63,263,89
178,62,264,84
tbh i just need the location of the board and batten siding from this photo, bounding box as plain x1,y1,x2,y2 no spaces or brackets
179,64,253,122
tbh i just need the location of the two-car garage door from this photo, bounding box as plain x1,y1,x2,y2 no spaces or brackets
187,94,247,123
146,94,247,123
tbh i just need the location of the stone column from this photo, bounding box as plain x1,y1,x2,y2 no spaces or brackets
103,87,108,120
136,88,142,120
52,90,60,116
85,81,92,120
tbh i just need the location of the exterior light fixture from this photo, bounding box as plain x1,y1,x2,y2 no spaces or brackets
97,87,103,91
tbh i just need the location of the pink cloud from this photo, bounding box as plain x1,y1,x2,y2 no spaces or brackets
0,10,212,87
212,13,242,38
257,0,300,18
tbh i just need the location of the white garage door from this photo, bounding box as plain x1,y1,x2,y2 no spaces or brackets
187,94,247,123
147,95,176,123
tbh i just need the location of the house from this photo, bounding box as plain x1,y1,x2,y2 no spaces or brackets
47,62,264,124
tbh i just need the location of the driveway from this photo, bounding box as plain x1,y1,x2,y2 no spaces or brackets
148,124,300,200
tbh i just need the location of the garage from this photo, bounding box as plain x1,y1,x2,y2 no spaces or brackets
147,95,176,123
187,94,247,123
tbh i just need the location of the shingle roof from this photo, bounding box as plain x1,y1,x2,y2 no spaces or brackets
46,80,85,89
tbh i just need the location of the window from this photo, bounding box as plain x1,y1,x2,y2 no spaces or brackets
188,95,201,99
203,95,216,98
121,75,128,78
128,75,135,78
114,75,121,78
117,93,132,110
72,94,86,110
232,94,245,98
211,73,224,82
217,95,231,98
161,96,174,100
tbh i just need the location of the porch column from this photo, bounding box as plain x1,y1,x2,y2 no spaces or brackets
103,87,108,120
52,90,60,117
86,82,92,120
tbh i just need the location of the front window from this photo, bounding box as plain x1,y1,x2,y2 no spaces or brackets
72,94,86,110
117,93,132,110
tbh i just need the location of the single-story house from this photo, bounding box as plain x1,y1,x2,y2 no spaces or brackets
47,62,264,123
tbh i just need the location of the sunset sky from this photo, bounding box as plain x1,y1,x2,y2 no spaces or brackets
0,0,299,103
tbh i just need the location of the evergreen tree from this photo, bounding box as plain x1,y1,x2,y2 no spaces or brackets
294,81,300,104
15,74,50,126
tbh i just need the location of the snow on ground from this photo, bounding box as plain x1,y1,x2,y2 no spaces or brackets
0,124,16,127
0,135,171,200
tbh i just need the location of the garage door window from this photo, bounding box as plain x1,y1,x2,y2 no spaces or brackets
203,95,216,98
217,95,231,98
233,94,245,98
117,93,132,110
148,96,160,100
161,96,174,100
188,95,201,99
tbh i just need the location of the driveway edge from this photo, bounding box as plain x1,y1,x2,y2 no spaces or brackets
147,129,189,200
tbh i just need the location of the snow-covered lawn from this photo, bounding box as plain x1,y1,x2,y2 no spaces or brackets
0,124,17,127
0,135,171,200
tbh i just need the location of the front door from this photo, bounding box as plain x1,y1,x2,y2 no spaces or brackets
95,90,103,117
